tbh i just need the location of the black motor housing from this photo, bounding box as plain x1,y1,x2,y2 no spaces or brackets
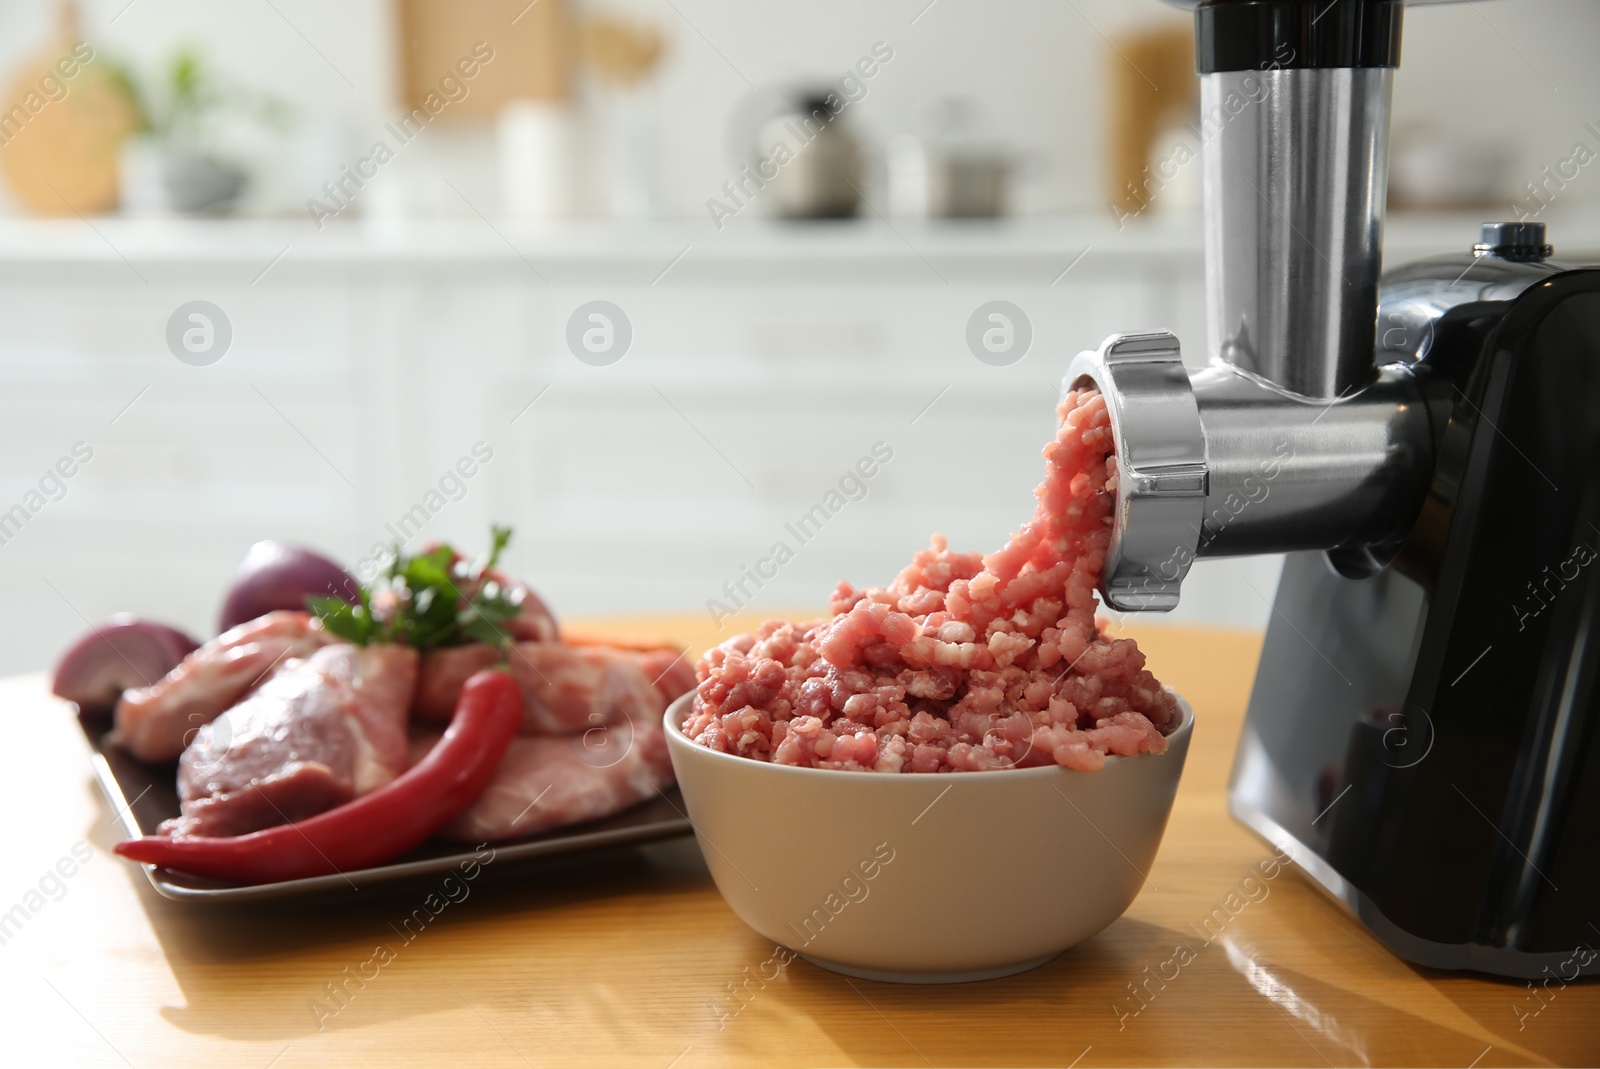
1230,243,1600,979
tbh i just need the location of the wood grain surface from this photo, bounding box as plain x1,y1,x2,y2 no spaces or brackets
2,617,1595,1068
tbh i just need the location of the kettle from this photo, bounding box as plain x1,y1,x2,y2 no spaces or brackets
743,89,862,220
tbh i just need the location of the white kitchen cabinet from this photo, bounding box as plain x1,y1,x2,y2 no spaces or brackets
6,210,1535,673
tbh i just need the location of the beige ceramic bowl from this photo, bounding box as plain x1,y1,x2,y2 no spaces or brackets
664,692,1193,983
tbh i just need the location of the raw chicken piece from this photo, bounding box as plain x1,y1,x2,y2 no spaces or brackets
409,704,674,842
414,642,688,734
112,611,335,763
163,643,417,838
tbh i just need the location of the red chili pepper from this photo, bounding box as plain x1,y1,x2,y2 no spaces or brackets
115,668,522,884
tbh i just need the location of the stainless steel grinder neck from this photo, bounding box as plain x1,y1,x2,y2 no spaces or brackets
1067,0,1433,611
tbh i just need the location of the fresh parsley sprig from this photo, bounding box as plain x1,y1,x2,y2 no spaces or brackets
305,585,381,645
307,525,524,652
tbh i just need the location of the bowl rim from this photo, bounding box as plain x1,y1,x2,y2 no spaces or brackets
663,689,1192,783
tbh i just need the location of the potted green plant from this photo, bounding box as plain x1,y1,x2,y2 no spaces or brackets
115,49,288,216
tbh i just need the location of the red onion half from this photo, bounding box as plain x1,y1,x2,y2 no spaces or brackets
52,615,200,712
218,541,358,634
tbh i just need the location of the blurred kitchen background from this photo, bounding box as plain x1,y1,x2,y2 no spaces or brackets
1,0,1598,674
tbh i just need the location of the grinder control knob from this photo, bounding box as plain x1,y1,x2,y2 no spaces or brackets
1474,221,1553,262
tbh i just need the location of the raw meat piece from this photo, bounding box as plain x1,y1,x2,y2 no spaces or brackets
499,573,560,643
112,611,335,763
414,642,689,734
163,643,417,838
410,703,674,842
557,630,697,706
636,648,697,707
686,388,1179,773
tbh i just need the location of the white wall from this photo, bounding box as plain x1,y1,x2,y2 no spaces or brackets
0,0,1593,220
1392,0,1599,193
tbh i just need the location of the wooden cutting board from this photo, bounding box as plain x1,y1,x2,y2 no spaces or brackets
394,0,572,119
0,0,141,217
0,1,140,215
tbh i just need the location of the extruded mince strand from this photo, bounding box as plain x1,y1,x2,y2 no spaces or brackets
685,387,1178,773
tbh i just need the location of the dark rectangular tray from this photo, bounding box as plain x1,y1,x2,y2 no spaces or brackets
80,709,693,903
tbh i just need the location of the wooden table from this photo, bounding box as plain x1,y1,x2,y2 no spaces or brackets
5,618,1596,1068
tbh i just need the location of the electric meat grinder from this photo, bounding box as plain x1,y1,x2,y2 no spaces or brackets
1067,0,1600,979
